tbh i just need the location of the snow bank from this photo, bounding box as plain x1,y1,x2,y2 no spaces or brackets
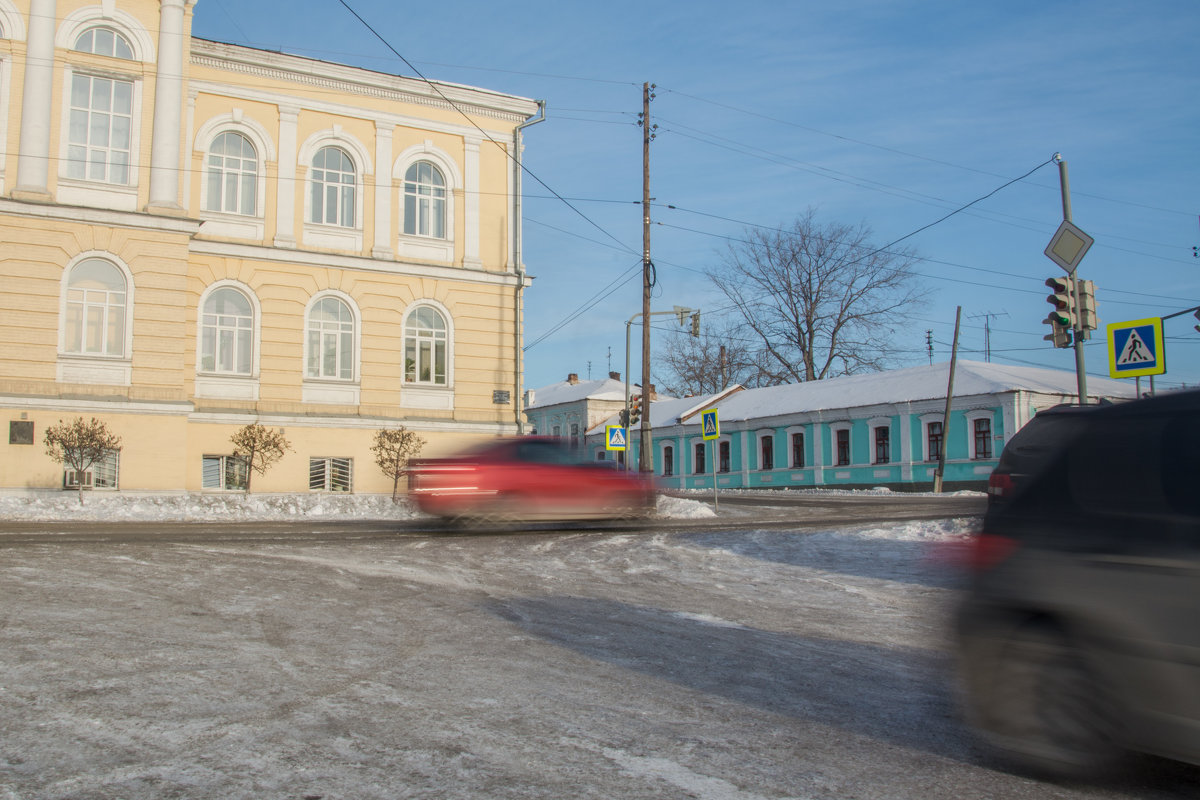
0,491,717,523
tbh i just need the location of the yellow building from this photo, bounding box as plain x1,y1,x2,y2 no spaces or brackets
0,0,542,494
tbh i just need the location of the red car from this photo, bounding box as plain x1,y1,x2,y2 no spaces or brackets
408,437,656,523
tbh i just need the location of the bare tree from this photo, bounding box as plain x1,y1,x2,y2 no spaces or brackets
654,317,775,397
43,417,122,504
709,209,927,382
371,427,426,502
230,423,291,493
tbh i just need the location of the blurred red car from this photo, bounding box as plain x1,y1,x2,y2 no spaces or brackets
408,437,656,523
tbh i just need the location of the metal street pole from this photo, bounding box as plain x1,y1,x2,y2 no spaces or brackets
1056,154,1089,405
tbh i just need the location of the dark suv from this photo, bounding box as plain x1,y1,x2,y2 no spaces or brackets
955,389,1200,778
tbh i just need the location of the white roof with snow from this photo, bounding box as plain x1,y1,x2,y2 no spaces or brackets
586,360,1137,434
705,360,1136,423
526,377,631,408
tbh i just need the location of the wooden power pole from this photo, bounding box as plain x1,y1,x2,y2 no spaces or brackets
639,82,655,472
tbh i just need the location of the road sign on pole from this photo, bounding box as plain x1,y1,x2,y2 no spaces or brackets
605,426,628,451
1044,220,1094,275
701,408,719,441
1108,318,1165,378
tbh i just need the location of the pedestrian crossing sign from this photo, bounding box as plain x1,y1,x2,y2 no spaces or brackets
1108,318,1165,378
605,425,627,451
701,408,720,441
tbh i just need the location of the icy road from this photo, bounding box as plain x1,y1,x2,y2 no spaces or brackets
1,508,1197,798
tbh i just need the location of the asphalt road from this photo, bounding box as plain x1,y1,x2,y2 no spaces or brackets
3,495,1197,799
0,491,987,544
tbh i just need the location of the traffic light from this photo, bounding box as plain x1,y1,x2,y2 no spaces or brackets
1076,279,1097,336
690,311,700,337
1045,275,1077,330
619,409,630,427
629,394,642,426
1043,313,1072,348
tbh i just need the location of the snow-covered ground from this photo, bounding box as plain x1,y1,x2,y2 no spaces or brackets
6,493,1188,798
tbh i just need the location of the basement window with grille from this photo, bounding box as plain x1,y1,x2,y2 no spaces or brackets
310,457,352,492
64,450,119,490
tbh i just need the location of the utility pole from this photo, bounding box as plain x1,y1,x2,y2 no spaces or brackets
933,307,962,494
638,82,656,473
968,311,1008,363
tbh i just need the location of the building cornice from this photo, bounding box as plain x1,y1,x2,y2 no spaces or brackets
190,39,540,126
0,198,202,235
189,239,523,288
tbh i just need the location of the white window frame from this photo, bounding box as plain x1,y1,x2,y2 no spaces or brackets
403,303,450,386
661,442,675,477
206,132,257,214
757,429,776,471
59,68,142,205
831,423,853,467
194,112,273,240
195,281,261,401
299,129,371,252
400,299,455,411
73,25,134,59
57,253,134,386
965,409,996,460
302,290,361,406
786,426,806,469
920,413,945,463
55,10,152,210
868,416,892,465
691,438,707,475
394,142,459,263
403,159,447,239
310,457,352,492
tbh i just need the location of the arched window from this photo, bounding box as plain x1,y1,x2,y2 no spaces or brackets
200,287,253,374
74,26,133,59
404,305,448,385
206,132,258,215
306,296,355,380
310,146,356,227
65,259,127,356
403,160,446,238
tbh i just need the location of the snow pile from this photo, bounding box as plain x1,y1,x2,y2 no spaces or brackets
676,486,985,499
654,494,717,519
0,491,716,523
0,491,425,522
818,517,978,543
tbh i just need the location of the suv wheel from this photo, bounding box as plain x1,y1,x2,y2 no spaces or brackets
977,623,1123,779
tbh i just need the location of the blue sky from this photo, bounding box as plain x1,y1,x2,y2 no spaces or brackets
193,0,1200,393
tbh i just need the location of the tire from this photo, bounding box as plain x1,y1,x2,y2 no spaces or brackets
971,623,1124,780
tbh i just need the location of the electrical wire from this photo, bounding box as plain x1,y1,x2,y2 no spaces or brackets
335,0,635,258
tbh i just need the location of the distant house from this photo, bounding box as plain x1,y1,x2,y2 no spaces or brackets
525,372,655,451
585,360,1138,491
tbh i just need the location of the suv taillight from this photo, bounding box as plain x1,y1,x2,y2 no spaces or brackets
987,472,1014,501
966,533,1018,572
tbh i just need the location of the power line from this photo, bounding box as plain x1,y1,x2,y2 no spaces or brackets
660,86,1198,219
335,0,634,257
